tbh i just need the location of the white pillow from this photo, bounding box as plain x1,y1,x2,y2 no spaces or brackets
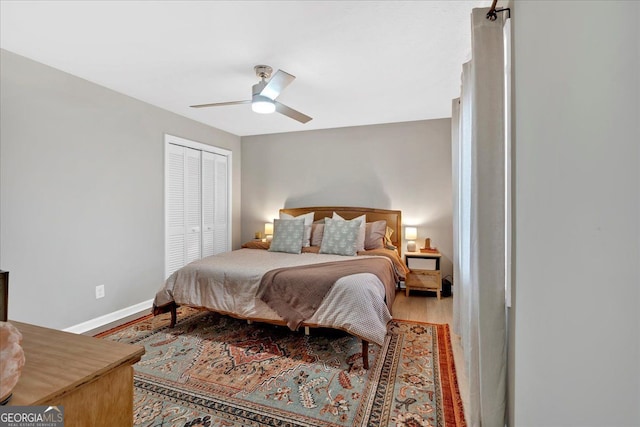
280,211,314,247
332,212,366,252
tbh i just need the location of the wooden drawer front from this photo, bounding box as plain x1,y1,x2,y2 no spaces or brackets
406,269,442,298
406,257,437,270
407,270,441,289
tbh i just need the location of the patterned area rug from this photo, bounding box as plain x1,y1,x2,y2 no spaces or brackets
100,308,466,427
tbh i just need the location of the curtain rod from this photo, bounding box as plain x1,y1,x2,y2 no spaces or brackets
486,0,511,21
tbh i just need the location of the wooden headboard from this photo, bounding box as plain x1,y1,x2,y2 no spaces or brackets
279,206,403,256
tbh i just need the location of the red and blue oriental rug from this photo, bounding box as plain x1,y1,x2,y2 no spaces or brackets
100,308,466,427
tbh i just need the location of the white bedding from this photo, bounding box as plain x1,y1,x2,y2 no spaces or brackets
153,248,394,345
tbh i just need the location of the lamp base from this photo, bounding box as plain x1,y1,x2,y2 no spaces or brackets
407,241,417,252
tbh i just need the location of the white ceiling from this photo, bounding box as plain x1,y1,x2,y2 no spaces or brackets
0,0,488,137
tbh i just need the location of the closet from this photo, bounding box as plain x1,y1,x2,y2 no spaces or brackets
165,135,231,278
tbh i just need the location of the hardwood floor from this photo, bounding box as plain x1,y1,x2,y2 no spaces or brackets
393,291,469,425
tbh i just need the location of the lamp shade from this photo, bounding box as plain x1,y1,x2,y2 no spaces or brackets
405,227,418,241
264,223,274,236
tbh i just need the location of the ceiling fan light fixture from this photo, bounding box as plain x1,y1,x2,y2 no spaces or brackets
190,65,311,123
251,95,276,114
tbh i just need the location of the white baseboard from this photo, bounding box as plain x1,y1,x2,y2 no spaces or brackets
64,299,154,336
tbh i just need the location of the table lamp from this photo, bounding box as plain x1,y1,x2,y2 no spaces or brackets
405,227,417,252
264,223,274,242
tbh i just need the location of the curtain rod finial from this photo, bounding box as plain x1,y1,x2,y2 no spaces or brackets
487,0,499,20
486,7,511,21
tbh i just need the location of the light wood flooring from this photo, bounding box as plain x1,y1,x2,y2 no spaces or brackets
392,291,469,424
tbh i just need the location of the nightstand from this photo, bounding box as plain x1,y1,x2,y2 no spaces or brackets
404,251,442,299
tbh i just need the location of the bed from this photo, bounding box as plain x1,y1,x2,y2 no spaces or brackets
152,206,408,369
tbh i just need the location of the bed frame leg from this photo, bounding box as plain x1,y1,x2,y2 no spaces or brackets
362,340,369,370
304,326,310,336
170,304,177,327
152,302,178,328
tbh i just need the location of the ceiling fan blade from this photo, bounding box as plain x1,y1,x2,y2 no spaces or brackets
260,70,295,100
190,100,251,108
275,102,312,124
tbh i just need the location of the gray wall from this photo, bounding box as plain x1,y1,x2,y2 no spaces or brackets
511,2,639,426
0,49,242,329
241,119,453,277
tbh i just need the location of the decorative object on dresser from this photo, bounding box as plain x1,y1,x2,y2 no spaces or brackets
0,270,22,406
0,321,24,405
405,250,443,299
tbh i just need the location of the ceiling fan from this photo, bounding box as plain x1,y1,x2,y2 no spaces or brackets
190,65,312,124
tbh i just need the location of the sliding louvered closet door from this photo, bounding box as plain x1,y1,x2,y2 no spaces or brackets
165,137,230,278
185,147,202,264
201,151,228,258
201,151,215,258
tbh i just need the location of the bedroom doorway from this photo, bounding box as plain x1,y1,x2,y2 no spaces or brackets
164,134,232,278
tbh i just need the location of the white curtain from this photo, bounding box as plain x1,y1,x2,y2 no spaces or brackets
452,8,507,427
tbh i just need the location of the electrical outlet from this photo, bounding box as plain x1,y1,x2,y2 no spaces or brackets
95,284,105,299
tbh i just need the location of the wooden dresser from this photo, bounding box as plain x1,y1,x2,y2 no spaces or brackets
7,321,144,427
